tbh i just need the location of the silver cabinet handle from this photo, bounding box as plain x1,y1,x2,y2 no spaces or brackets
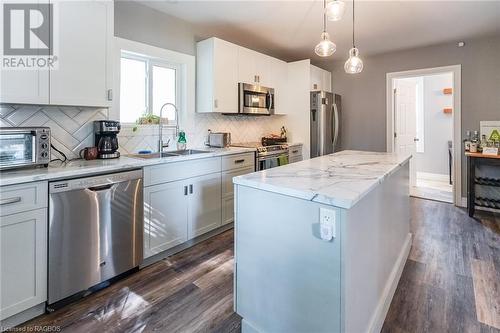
189,184,193,194
184,186,188,196
0,197,21,205
292,150,299,154
235,159,245,164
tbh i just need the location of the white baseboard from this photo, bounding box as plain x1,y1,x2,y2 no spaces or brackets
417,172,449,182
368,233,412,333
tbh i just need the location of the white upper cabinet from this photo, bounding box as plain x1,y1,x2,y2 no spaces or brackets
196,37,291,114
271,58,288,115
237,47,273,87
197,37,238,113
1,0,113,107
310,65,332,92
0,0,49,104
49,0,113,107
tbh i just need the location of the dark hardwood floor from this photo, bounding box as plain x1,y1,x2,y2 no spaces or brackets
17,198,500,333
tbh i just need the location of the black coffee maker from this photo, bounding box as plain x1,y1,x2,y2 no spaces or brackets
94,120,121,159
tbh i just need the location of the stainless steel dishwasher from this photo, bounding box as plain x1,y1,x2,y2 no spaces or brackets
48,169,143,305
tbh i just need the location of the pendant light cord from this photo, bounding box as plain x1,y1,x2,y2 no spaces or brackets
352,0,356,48
323,0,327,33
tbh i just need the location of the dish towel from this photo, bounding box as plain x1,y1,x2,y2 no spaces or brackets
278,155,289,166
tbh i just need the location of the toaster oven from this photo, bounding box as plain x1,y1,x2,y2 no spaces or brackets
207,132,231,148
0,127,51,170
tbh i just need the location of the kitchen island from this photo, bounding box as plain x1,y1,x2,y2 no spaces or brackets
233,150,412,333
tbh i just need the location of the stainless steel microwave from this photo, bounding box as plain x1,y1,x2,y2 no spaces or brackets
0,127,51,170
238,83,275,115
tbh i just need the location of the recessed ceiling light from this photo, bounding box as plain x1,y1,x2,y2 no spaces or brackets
457,42,465,47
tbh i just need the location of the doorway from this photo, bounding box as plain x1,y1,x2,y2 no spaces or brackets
386,65,462,206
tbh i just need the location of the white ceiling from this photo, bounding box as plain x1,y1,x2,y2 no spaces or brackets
140,0,500,62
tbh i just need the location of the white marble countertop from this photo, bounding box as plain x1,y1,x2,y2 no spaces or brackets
233,150,411,209
0,147,256,187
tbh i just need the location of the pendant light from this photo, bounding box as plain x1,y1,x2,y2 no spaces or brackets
344,0,363,74
315,0,336,57
326,0,345,21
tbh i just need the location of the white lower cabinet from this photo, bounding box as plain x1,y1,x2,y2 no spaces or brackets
144,172,222,258
143,154,254,260
222,166,255,225
0,209,47,321
144,179,189,258
188,173,222,239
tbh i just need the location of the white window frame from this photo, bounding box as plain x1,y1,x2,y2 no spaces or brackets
120,51,181,123
112,37,196,131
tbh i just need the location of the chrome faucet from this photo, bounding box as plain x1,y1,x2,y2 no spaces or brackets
158,103,179,152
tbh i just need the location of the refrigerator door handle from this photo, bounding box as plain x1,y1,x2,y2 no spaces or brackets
332,103,339,151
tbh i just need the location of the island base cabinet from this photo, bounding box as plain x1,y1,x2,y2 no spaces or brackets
0,209,47,321
235,186,342,333
222,166,254,225
188,173,222,239
144,180,189,258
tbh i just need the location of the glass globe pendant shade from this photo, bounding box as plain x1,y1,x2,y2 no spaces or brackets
315,32,336,57
344,47,363,73
326,0,345,21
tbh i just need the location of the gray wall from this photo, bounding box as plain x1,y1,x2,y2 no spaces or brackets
114,1,197,55
324,35,500,196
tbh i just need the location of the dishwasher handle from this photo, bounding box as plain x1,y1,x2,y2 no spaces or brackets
88,184,114,192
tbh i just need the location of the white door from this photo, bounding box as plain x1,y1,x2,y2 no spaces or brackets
238,47,258,84
49,0,112,107
394,79,418,187
144,180,188,258
1,209,47,320
0,0,50,104
188,173,222,239
213,38,238,113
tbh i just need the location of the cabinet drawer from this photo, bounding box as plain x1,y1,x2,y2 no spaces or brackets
222,166,255,196
222,153,255,171
290,156,303,164
289,145,303,159
144,157,222,187
0,182,48,217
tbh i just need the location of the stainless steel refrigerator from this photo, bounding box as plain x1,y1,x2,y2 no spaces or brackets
310,91,341,158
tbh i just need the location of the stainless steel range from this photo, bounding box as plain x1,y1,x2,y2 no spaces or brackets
232,142,289,171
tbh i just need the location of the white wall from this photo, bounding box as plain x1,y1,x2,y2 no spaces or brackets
415,73,453,175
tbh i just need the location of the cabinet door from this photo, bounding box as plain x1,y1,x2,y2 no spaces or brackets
222,166,254,225
322,70,332,93
238,47,258,84
49,0,112,107
255,54,273,87
188,173,222,239
272,58,288,114
310,65,323,91
144,180,188,258
1,209,47,320
213,38,238,113
0,0,49,104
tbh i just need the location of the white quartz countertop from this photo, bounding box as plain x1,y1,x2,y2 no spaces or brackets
233,150,411,209
0,147,256,186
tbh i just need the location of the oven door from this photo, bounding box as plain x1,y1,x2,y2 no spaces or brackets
239,83,275,115
0,130,36,169
257,153,289,171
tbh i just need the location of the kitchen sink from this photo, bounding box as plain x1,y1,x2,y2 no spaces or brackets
169,149,211,155
128,149,210,159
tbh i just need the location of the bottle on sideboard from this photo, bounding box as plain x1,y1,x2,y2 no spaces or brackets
470,131,479,153
464,130,471,152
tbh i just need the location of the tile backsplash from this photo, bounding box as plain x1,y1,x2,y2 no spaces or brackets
0,104,288,159
0,104,107,160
